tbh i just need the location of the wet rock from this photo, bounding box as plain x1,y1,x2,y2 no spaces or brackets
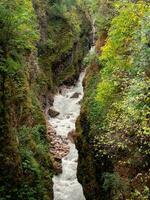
47,125,56,134
53,160,62,174
70,92,81,98
78,99,82,104
48,108,60,118
47,92,54,106
68,130,78,143
47,123,70,174
66,115,70,119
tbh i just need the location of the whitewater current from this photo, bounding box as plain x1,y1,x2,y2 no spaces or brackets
49,45,95,200
49,70,86,200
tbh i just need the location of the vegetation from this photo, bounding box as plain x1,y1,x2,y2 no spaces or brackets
77,0,150,199
0,0,150,199
0,0,92,199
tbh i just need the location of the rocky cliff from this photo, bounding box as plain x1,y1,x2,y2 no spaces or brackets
0,0,92,199
76,2,150,199
76,36,109,200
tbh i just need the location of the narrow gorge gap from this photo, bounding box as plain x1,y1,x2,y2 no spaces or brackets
1,1,149,199
47,18,96,199
48,70,86,200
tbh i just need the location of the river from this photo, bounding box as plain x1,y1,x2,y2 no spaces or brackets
49,70,86,200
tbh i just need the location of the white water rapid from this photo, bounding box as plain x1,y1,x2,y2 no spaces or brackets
49,71,86,200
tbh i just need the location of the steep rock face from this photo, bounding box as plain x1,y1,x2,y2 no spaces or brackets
0,0,92,199
76,35,114,200
77,57,150,200
76,4,150,198
76,111,101,200
76,64,111,200
33,0,92,108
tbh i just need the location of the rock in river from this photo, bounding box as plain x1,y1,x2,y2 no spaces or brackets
48,108,60,118
70,92,81,98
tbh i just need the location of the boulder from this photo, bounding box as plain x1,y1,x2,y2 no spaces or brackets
68,130,78,143
70,92,81,98
53,160,62,174
47,92,54,106
48,108,60,118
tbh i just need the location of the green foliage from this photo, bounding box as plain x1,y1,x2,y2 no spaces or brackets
36,0,91,88
0,0,92,199
78,0,115,36
102,172,126,193
94,0,115,34
17,125,53,199
48,0,81,37
0,0,39,51
83,51,99,66
82,1,150,198
0,0,39,75
131,186,150,200
89,0,150,158
102,172,129,200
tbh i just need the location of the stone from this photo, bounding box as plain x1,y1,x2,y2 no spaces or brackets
53,160,62,174
68,130,78,143
47,122,71,174
48,108,60,118
47,92,54,106
70,92,81,98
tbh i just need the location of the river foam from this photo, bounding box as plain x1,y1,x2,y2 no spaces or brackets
49,71,86,200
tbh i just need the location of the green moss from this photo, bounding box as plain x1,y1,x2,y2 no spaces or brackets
16,125,53,200
0,0,92,198
78,2,150,199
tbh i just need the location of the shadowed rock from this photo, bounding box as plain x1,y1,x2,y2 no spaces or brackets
71,92,81,98
47,124,70,174
53,160,62,174
68,130,78,143
48,108,60,118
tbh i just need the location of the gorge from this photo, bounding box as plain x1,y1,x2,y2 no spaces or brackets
0,0,150,200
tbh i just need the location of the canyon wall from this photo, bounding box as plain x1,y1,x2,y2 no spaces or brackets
0,0,92,199
76,2,150,199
